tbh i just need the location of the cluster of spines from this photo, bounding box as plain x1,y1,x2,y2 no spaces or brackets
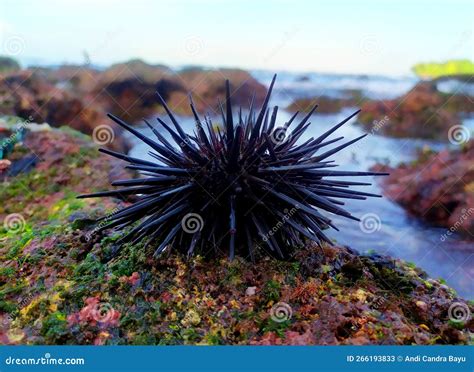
79,75,387,260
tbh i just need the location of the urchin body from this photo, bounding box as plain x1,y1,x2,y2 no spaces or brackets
79,75,387,260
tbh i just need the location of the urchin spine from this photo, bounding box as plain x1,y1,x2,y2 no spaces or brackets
79,75,387,260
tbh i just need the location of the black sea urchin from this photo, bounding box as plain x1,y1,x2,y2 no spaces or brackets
79,75,387,261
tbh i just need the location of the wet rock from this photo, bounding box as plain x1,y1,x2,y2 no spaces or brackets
358,82,471,139
1,61,267,146
363,256,418,294
34,64,102,94
287,90,364,114
94,62,267,120
0,72,130,153
178,68,267,115
0,56,21,74
1,125,472,346
0,154,39,179
69,212,96,230
373,141,474,237
341,260,364,281
94,78,163,122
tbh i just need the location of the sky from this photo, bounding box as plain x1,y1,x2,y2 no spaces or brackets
1,0,473,76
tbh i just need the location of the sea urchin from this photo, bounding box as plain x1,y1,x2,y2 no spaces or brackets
79,75,387,261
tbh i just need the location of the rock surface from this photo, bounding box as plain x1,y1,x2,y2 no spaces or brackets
0,73,129,153
286,90,364,114
93,63,267,120
358,82,473,139
0,128,472,345
1,60,267,147
372,141,474,238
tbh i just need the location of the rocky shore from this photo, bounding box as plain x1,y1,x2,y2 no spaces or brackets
0,59,267,153
372,141,474,238
358,82,473,139
286,90,365,114
0,127,472,345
